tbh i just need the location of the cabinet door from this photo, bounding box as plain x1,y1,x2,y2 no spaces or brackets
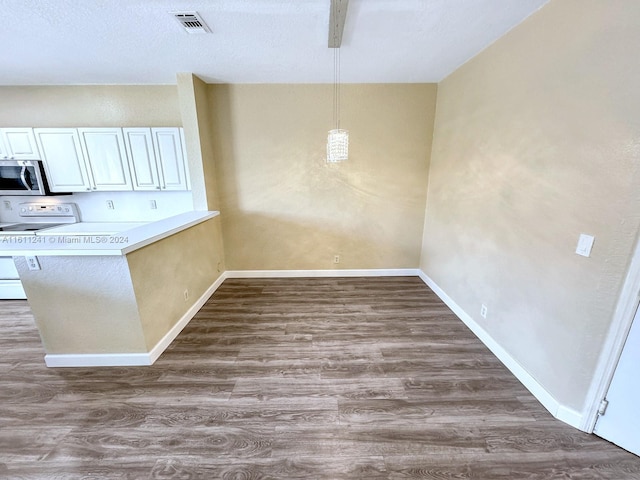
0,128,41,160
34,128,92,192
123,128,161,191
0,135,7,159
78,128,133,191
152,128,189,191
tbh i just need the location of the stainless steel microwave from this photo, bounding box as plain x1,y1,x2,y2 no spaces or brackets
0,160,52,196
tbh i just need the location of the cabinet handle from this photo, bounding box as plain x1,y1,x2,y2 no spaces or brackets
86,187,91,191
156,186,161,190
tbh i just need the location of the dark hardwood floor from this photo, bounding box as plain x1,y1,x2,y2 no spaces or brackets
1,276,639,479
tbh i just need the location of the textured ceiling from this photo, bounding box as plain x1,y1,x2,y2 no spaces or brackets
0,0,549,85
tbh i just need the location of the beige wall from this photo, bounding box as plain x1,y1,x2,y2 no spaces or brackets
128,217,224,350
177,73,221,211
16,255,147,354
0,85,180,127
421,0,640,411
210,84,436,270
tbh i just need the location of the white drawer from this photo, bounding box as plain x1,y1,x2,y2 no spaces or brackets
0,256,19,279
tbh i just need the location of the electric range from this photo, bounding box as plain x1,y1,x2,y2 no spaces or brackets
0,202,79,235
0,202,80,299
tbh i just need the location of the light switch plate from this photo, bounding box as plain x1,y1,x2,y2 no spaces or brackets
576,234,595,257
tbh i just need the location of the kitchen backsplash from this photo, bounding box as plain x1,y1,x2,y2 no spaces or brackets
0,191,193,223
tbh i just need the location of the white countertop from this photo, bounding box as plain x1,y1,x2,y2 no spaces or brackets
38,222,148,236
0,211,219,256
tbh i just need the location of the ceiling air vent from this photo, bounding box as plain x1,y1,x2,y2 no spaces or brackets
171,11,211,34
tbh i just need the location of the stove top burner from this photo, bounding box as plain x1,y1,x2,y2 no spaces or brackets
0,223,64,232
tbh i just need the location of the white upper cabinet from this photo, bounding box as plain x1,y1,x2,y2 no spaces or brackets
123,128,161,191
0,128,41,160
25,126,189,193
78,128,133,191
125,127,190,191
34,128,92,192
152,128,189,191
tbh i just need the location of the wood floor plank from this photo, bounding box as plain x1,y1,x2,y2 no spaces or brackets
42,425,274,462
337,398,539,426
1,276,638,478
384,450,640,479
271,424,490,457
148,455,390,479
231,375,408,401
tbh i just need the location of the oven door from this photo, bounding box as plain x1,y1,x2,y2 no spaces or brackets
0,160,48,195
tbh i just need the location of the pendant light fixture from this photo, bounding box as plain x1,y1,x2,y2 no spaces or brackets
327,0,349,163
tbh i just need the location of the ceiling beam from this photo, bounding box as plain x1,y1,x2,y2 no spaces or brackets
328,0,349,48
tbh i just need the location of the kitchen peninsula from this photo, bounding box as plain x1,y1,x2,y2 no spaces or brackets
1,211,224,367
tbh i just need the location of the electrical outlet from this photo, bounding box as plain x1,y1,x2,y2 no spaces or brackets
183,289,189,301
25,256,41,271
480,304,488,319
150,200,157,210
334,255,340,264
106,200,114,210
3,200,11,210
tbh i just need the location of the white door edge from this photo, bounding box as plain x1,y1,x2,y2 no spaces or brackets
581,236,640,432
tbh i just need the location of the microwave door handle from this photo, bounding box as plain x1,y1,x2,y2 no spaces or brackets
20,166,32,190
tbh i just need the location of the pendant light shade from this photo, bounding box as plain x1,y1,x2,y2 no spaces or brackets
327,128,349,163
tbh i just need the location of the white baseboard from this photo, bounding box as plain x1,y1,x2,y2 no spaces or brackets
225,269,420,278
417,270,584,431
556,404,583,429
44,352,152,368
147,272,228,364
44,272,228,368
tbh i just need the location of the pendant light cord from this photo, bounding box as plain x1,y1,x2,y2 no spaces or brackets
327,0,348,163
333,0,341,131
336,46,340,130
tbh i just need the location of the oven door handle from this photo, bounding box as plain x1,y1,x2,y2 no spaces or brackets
20,166,33,190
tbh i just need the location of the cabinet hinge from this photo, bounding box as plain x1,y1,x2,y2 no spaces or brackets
598,399,609,416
